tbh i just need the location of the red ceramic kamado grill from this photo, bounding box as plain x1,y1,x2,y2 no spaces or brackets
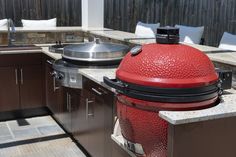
104,27,222,157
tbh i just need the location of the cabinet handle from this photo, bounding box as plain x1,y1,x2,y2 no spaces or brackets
46,60,54,65
92,88,102,95
53,77,60,91
86,98,94,119
66,93,72,112
68,94,72,113
66,93,69,111
15,69,18,85
20,68,23,85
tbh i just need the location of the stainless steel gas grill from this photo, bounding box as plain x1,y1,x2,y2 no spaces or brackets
52,39,129,89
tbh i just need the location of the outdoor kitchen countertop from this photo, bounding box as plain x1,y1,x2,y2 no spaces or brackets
40,45,62,60
89,29,145,42
0,26,112,33
207,52,236,66
0,26,83,33
0,49,42,54
159,89,236,125
79,68,117,92
0,44,63,60
1,27,236,66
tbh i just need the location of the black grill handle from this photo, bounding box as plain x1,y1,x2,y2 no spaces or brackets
103,77,125,91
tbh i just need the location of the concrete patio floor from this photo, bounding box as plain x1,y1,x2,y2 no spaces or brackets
0,116,86,157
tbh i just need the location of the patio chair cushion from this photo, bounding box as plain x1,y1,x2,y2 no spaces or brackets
135,22,160,38
0,19,7,28
175,24,204,44
22,18,57,27
219,32,236,51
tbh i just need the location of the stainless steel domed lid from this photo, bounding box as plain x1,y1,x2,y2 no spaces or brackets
62,39,130,62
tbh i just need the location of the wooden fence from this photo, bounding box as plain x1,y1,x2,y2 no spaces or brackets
104,0,236,46
0,0,236,46
0,0,81,26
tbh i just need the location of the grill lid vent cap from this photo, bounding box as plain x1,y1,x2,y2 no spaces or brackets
156,27,179,44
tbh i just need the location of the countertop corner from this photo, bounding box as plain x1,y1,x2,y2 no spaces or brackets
159,90,236,125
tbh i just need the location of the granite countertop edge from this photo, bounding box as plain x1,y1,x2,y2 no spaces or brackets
208,55,236,66
0,26,83,33
0,49,42,54
159,110,236,125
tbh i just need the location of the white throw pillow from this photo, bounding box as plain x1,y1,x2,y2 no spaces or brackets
219,32,236,51
175,24,204,44
0,19,8,28
22,18,57,27
135,21,160,38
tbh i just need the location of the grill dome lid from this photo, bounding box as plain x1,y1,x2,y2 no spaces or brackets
116,43,218,88
63,38,129,62
116,27,218,88
104,27,220,103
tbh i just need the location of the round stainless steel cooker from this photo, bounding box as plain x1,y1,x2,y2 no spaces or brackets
62,39,129,64
53,39,129,89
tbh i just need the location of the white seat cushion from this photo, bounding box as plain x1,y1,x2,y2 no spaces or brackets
22,18,57,27
219,32,236,51
175,25,204,44
135,22,160,38
0,19,8,28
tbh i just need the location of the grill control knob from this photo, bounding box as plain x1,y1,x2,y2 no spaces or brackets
51,71,64,80
50,71,57,77
56,73,64,80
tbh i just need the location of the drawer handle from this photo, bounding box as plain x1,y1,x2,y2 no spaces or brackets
53,77,60,91
20,68,23,85
15,69,18,85
92,88,102,95
66,93,72,112
68,93,72,112
46,60,54,65
86,98,94,119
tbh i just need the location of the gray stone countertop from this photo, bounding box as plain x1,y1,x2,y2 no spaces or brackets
0,26,235,66
79,68,117,92
0,26,111,33
0,44,62,60
207,52,236,66
159,90,236,125
0,49,42,54
89,29,146,42
40,45,62,60
0,26,82,33
126,38,227,53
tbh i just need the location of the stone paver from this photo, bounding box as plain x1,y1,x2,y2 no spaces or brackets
0,116,86,157
0,123,11,137
37,125,64,136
